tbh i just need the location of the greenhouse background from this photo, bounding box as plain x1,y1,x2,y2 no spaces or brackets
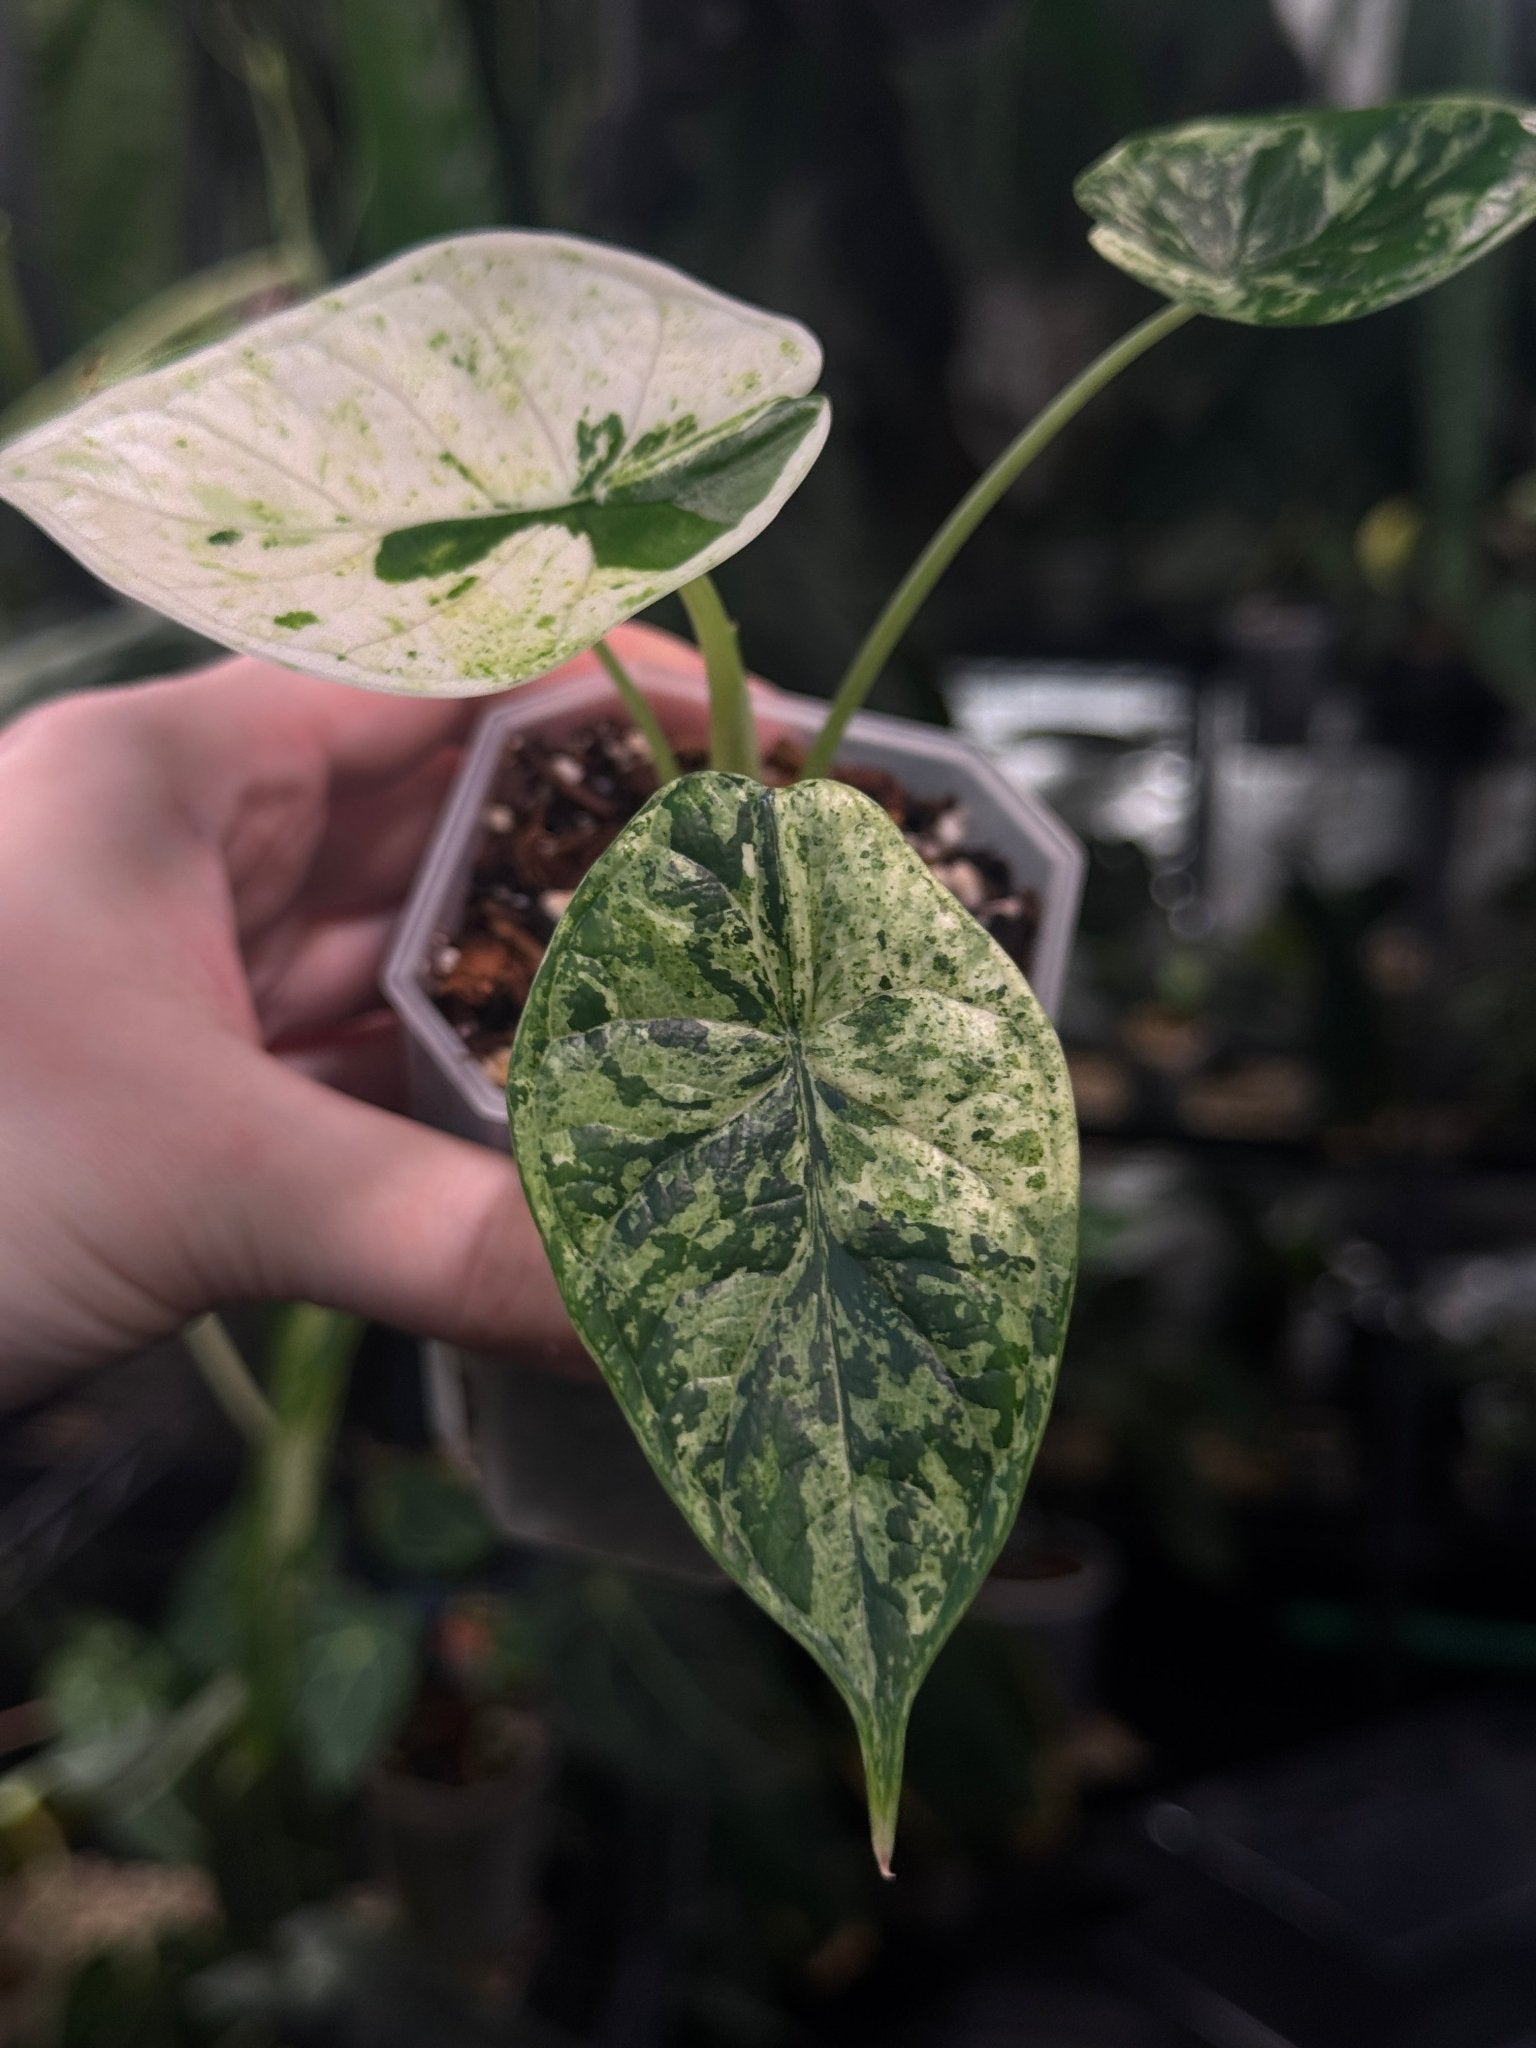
5,3,1536,2045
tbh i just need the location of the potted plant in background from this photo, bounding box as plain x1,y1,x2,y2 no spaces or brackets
4,94,1536,1872
0,1307,572,2035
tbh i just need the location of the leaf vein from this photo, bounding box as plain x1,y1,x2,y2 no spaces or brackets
158,404,357,520
582,1062,794,1267
291,336,499,503
427,279,569,484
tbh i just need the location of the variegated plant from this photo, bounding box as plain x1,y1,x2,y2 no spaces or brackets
5,95,1536,1871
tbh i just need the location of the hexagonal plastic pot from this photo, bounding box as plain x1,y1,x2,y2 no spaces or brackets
381,658,1084,1578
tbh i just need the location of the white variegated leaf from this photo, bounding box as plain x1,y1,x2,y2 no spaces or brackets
0,234,828,694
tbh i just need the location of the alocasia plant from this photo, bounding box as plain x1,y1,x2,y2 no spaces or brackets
4,94,1535,1871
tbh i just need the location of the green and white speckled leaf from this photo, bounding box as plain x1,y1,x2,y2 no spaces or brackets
507,772,1079,1870
0,234,828,694
1076,96,1536,326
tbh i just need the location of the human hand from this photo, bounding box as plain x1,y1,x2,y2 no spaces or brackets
0,624,785,1398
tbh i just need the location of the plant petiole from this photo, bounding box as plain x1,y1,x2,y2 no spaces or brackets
183,1312,277,1444
680,574,760,780
594,637,682,782
801,300,1196,780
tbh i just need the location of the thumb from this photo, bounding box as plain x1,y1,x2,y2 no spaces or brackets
219,1057,594,1376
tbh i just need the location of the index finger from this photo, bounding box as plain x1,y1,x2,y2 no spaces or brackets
162,655,482,793
165,636,706,787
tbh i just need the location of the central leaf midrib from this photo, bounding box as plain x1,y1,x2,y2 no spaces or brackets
761,797,971,1688
787,1040,880,1695
800,1059,991,1402
758,793,879,1691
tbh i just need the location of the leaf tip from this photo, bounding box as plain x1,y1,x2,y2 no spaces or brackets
859,1710,907,1883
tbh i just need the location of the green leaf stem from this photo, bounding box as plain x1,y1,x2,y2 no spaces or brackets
508,773,1079,1869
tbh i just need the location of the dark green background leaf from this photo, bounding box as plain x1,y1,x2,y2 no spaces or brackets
21,0,188,341
336,0,504,260
508,772,1078,1868
359,1452,501,1577
536,1568,827,1801
293,1583,419,1794
1077,95,1536,325
163,1515,247,1682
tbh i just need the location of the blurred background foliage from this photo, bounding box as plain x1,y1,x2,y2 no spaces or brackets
5,0,1536,720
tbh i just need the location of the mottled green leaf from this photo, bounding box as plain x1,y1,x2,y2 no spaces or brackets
0,235,829,694
1076,96,1536,325
508,773,1079,1870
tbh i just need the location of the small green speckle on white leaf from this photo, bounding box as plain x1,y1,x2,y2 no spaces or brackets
0,234,830,695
